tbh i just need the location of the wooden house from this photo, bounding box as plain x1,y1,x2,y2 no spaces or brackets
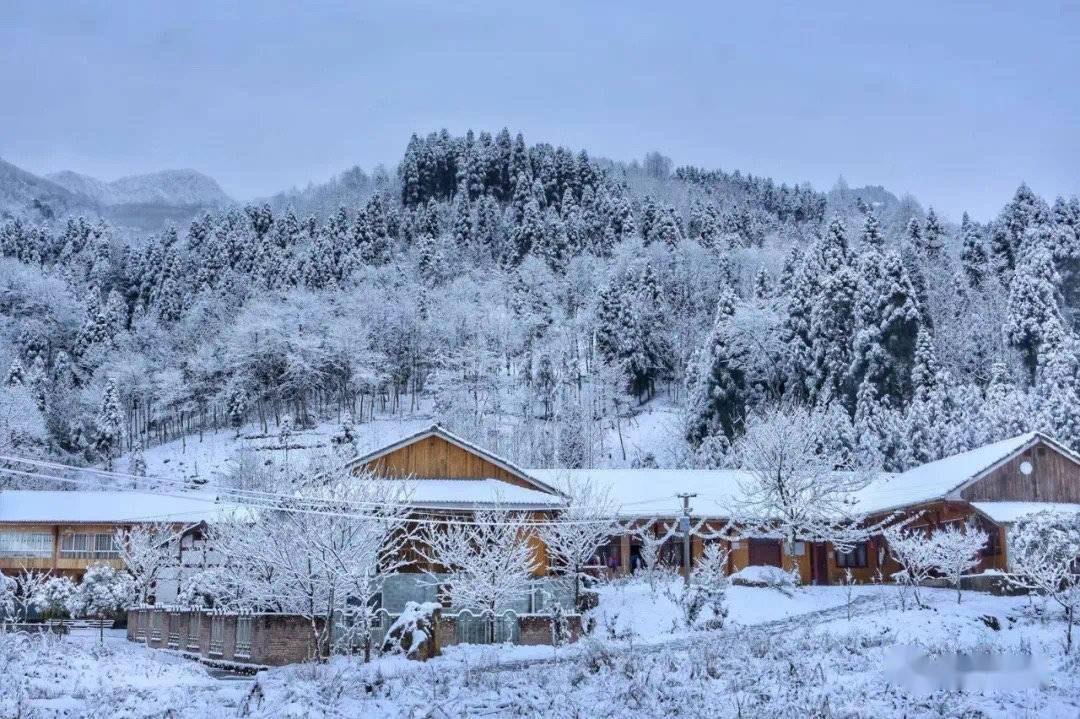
0,490,237,601
343,425,565,576
531,432,1080,586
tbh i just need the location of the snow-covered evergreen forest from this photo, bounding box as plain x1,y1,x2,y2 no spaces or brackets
2,128,1078,476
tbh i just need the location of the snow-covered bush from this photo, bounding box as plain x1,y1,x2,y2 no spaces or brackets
730,565,797,596
32,576,77,619
630,522,678,594
68,563,134,642
690,543,729,628
1008,510,1080,652
381,601,440,660
0,574,16,622
12,569,52,622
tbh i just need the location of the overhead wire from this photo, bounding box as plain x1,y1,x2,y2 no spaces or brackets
0,455,720,530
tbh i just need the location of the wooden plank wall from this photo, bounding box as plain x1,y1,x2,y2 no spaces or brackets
355,435,535,489
961,439,1080,503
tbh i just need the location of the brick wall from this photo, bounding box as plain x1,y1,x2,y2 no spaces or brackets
128,608,580,665
517,614,583,646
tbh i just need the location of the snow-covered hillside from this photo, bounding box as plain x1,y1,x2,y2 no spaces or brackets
115,416,433,485
0,158,97,221
112,402,684,486
47,169,232,207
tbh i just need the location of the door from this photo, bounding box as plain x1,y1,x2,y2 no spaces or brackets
811,543,830,585
747,538,782,567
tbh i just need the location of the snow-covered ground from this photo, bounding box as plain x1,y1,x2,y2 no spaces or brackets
114,416,434,485
5,581,1079,718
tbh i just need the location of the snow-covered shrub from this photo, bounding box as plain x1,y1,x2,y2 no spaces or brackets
630,522,678,595
381,601,440,660
731,565,797,596
0,574,15,622
548,600,573,648
12,569,52,622
68,563,134,641
691,543,729,628
1008,510,1080,652
32,576,76,619
329,411,358,457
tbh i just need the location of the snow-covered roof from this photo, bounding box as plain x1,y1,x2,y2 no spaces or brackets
0,490,245,525
527,468,752,518
389,478,564,510
531,433,1070,520
347,424,561,496
847,433,1044,515
971,501,1080,524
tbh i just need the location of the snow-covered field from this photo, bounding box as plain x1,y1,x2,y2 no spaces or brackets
4,581,1079,718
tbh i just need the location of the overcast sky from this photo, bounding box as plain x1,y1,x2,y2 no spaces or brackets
1,1,1077,220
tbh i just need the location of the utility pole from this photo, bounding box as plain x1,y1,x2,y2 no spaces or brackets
677,492,697,587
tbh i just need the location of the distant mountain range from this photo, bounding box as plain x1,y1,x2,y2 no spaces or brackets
0,155,909,235
0,159,233,231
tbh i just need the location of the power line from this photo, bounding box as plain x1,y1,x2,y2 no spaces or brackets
0,461,697,530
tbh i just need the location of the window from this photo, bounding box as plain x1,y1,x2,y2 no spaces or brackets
0,531,53,558
187,613,201,650
209,616,225,655
835,542,868,569
235,616,253,658
60,532,118,559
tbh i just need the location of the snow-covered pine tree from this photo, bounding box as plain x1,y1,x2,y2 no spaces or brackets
1005,246,1064,380
959,212,989,289
5,358,25,387
849,249,922,407
854,213,881,255
922,207,944,259
452,194,472,249
686,289,745,445
512,199,545,263
808,221,857,405
95,378,124,470
130,440,147,480
1035,328,1080,450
